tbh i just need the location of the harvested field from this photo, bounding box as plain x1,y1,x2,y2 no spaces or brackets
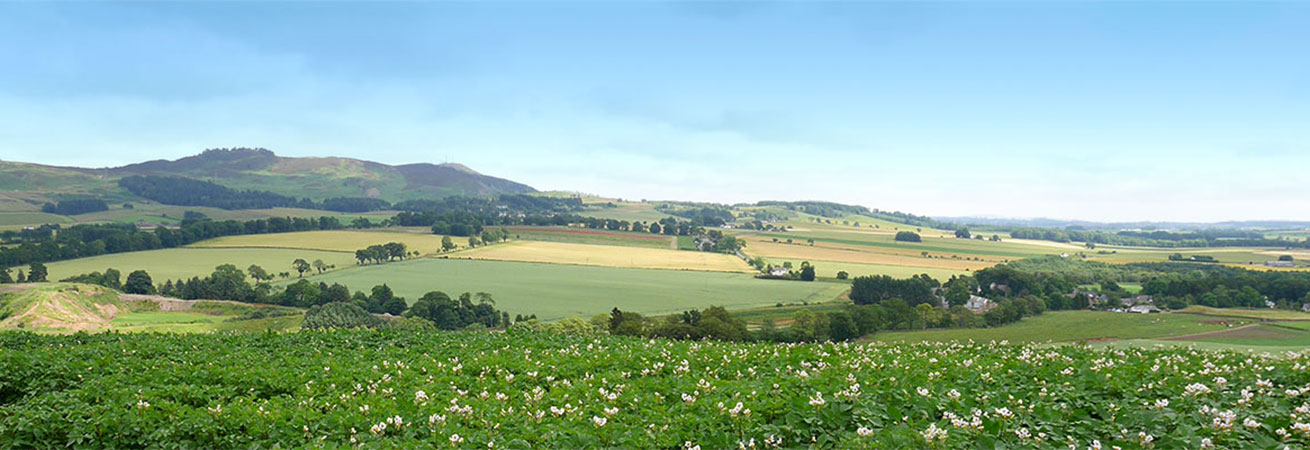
458,240,751,273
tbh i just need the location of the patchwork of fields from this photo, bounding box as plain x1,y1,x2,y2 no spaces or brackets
295,258,849,321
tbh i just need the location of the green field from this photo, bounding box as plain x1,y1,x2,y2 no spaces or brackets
43,247,357,282
765,258,967,281
295,258,850,320
873,311,1248,344
0,211,74,227
191,229,451,254
577,201,674,222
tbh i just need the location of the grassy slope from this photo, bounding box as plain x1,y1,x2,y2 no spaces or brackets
872,311,1247,344
0,283,302,333
295,258,849,321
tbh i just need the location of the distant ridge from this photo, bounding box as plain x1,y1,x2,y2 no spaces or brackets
0,148,535,206
937,216,1310,231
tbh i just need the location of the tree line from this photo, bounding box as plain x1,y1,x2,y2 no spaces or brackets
41,199,108,215
1008,227,1310,249
0,216,355,269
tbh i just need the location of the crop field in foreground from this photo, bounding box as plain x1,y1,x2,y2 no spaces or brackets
2,330,1306,448
297,258,848,320
458,240,751,272
190,230,453,254
43,247,357,281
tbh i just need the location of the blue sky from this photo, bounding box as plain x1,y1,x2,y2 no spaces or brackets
1,2,1307,222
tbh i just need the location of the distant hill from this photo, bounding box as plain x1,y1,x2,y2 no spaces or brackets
0,148,535,211
938,216,1310,231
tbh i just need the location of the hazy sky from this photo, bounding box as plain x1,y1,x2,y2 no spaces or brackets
1,2,1307,222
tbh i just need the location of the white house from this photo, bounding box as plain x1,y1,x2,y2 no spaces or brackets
1128,304,1161,314
965,295,994,312
769,267,791,277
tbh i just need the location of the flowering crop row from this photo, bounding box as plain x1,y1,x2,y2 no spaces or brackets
0,330,1307,449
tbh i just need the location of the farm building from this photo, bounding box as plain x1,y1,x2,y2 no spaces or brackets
1265,260,1295,268
769,267,791,277
964,295,994,312
1128,305,1161,314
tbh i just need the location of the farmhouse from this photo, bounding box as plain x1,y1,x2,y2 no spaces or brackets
769,267,791,277
964,295,994,312
1265,260,1294,268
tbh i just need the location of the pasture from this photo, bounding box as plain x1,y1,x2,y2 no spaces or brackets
190,229,451,254
297,258,850,321
872,311,1247,344
457,240,751,272
43,247,356,282
0,212,73,228
577,201,674,223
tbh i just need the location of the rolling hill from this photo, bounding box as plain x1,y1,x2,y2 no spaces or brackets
0,148,535,211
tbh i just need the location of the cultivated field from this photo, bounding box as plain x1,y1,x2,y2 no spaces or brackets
743,238,995,271
43,247,356,282
4,331,1306,448
296,258,849,320
191,229,452,254
457,240,752,273
504,226,674,249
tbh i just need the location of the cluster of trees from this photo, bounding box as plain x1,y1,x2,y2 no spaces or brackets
850,274,938,306
41,199,108,215
693,229,744,254
355,243,409,265
0,215,355,268
118,175,395,212
300,287,511,331
0,263,47,284
606,306,750,341
894,231,922,242
57,268,156,294
656,205,735,227
405,291,508,330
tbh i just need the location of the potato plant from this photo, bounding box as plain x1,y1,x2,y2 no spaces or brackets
1,330,1307,448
